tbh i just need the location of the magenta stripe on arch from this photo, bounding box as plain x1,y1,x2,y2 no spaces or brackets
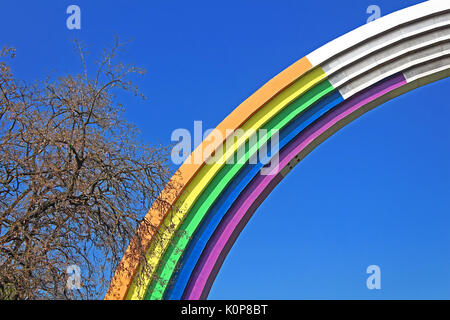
183,73,407,300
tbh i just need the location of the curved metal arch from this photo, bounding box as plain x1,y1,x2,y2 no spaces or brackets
106,0,450,300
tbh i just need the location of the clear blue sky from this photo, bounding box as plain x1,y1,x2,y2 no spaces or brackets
2,0,449,299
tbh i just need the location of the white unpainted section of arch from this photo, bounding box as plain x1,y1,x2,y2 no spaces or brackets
301,0,450,100
328,26,450,88
323,11,450,78
307,0,450,67
338,41,450,98
404,54,450,82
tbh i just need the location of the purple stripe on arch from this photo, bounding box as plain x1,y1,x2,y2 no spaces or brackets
183,73,407,300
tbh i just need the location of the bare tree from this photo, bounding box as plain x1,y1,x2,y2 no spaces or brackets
0,39,175,299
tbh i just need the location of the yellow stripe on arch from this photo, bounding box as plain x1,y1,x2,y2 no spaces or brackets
105,57,313,301
127,67,328,299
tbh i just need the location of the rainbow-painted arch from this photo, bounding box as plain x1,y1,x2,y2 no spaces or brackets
106,0,450,300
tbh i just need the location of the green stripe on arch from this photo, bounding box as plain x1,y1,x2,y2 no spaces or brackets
146,79,336,299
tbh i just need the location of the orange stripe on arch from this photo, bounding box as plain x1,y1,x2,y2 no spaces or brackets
105,56,313,300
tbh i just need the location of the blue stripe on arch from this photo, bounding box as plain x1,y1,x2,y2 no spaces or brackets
165,90,344,300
